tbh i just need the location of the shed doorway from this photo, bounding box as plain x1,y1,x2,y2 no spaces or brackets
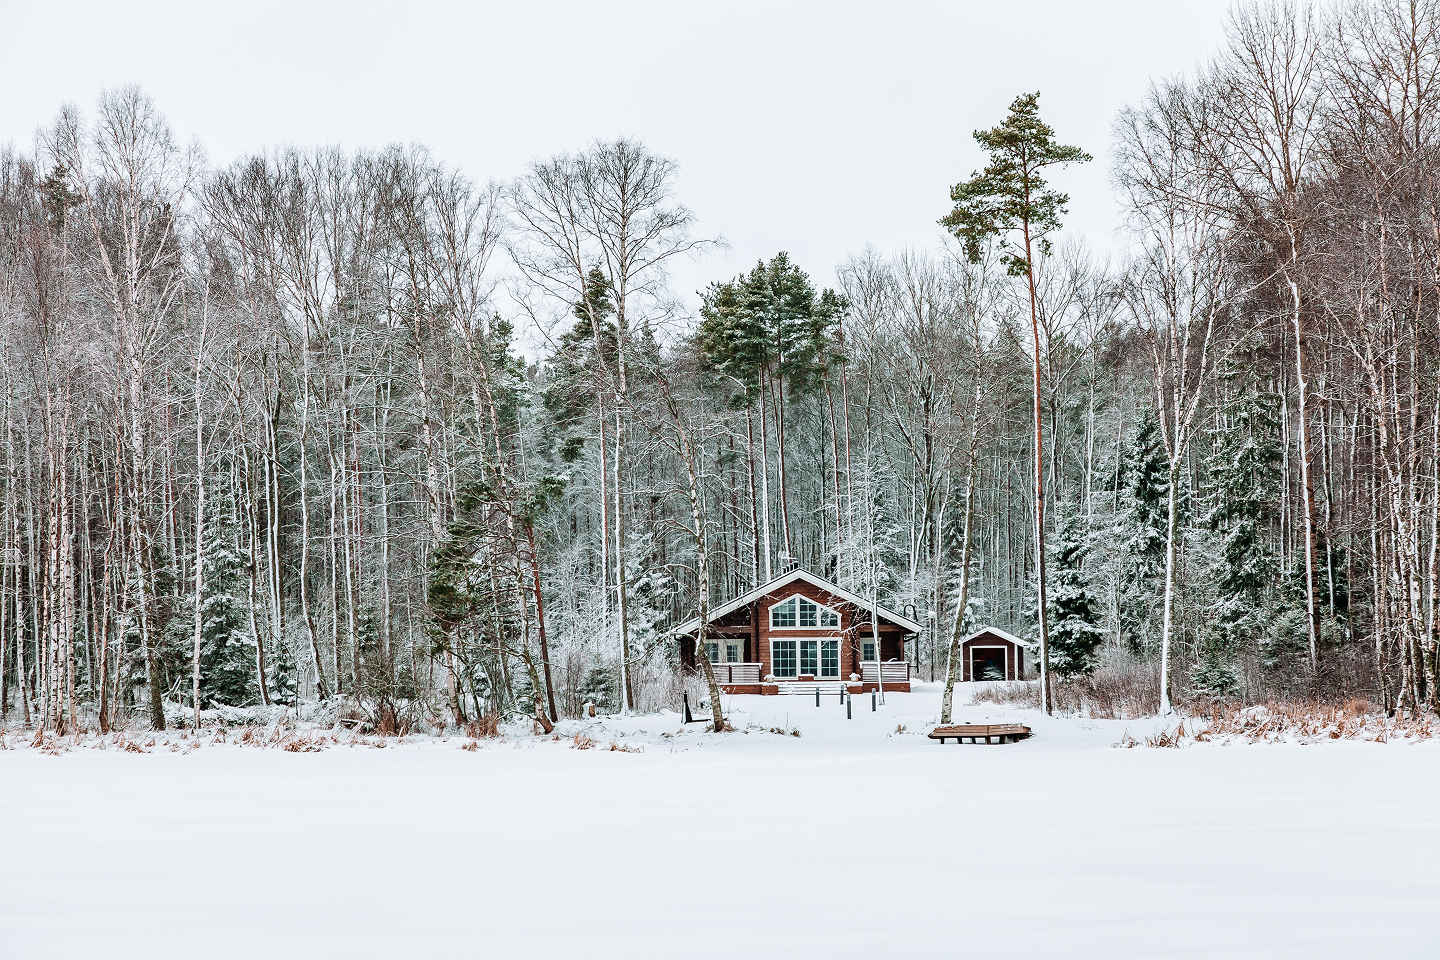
970,647,1008,681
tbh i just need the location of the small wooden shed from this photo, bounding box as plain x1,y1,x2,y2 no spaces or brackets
960,627,1027,682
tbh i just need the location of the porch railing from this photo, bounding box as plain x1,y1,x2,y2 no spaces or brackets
860,661,911,684
704,662,762,685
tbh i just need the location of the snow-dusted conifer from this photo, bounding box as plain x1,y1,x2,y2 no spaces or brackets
1114,416,1169,652
194,501,257,706
1047,514,1105,678
1201,385,1281,683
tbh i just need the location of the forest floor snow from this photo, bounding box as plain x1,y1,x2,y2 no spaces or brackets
2,682,1438,959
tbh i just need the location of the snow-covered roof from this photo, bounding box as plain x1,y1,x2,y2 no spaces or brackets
962,625,1031,648
672,567,925,637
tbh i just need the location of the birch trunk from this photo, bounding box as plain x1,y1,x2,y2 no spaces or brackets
941,380,983,724
1159,458,1181,716
191,326,206,728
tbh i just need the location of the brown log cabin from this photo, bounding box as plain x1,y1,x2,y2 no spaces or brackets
674,568,923,694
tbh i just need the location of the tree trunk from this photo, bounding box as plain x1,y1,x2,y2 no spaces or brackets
1288,267,1321,672
191,337,206,728
525,523,558,721
1023,215,1052,715
941,381,983,725
1159,457,1181,716
756,387,773,582
614,406,633,712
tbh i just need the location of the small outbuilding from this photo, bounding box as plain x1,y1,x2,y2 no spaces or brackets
959,626,1027,682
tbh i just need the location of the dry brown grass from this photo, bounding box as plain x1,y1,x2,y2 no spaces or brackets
1190,699,1434,744
1114,699,1435,747
464,714,501,739
572,732,596,750
974,660,1162,719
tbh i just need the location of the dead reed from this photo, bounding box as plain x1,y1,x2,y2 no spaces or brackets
464,714,501,739
1114,699,1436,747
973,660,1162,719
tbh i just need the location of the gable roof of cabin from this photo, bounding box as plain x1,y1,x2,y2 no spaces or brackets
961,625,1029,648
672,567,925,637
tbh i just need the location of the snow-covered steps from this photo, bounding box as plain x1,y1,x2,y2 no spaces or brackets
771,681,851,696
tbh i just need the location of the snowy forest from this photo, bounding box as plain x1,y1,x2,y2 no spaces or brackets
2,0,1440,734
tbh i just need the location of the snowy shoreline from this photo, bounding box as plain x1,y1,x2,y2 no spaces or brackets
3,683,1438,959
4,682,1433,754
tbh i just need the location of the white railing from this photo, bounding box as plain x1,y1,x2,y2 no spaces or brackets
773,680,850,695
704,662,761,684
860,661,911,683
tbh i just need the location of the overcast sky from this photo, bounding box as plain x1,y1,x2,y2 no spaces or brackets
1,0,1235,335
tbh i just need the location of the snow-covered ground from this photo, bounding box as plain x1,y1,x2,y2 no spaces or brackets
3,683,1438,959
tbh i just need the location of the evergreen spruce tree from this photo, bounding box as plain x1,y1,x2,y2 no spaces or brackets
544,268,616,463
195,501,258,707
266,630,299,707
1114,415,1170,653
577,663,618,714
1205,392,1281,630
1047,514,1105,678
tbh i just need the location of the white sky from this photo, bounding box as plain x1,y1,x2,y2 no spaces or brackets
1,0,1235,339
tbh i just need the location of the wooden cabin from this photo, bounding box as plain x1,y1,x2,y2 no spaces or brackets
673,568,923,694
959,627,1027,682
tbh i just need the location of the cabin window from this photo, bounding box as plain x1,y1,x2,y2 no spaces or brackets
772,640,797,677
799,640,817,675
774,639,837,678
725,644,739,663
704,642,720,663
770,595,840,628
862,640,877,662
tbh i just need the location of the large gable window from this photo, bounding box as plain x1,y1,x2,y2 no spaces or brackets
771,598,797,627
769,595,839,629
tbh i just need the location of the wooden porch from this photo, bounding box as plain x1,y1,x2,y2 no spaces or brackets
698,660,912,694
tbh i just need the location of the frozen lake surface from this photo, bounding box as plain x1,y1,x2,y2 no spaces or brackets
3,684,1437,959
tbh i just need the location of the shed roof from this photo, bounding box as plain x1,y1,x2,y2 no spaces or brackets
961,626,1030,648
672,567,925,637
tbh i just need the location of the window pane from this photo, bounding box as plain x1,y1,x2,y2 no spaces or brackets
704,642,719,663
725,644,739,663
771,598,796,627
773,641,796,677
821,641,839,677
863,641,876,662
799,640,818,675
820,607,838,627
798,598,817,627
